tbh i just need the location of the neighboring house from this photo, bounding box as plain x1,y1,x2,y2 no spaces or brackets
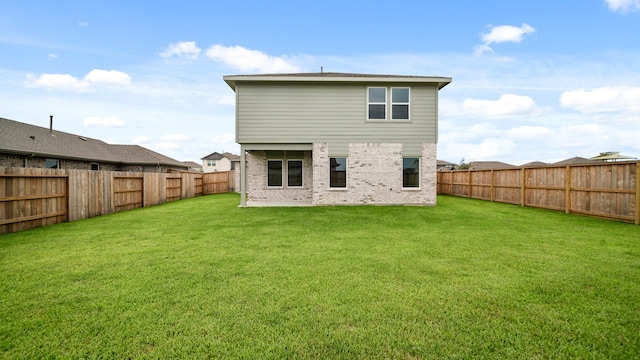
437,160,456,171
551,157,599,166
466,161,517,170
201,152,240,172
182,161,203,172
520,161,549,168
224,72,452,206
0,117,189,172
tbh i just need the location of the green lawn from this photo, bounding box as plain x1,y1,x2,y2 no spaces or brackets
1,194,638,359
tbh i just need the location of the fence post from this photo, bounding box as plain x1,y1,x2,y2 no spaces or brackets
565,166,571,214
468,170,472,198
520,168,526,206
449,171,454,195
490,170,495,202
636,162,640,225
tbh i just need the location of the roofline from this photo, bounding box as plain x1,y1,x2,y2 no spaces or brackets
0,148,189,167
223,72,452,91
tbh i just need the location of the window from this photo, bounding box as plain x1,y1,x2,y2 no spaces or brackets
392,88,410,120
287,160,303,187
267,160,283,187
403,157,420,188
45,159,59,169
207,160,216,166
368,87,386,120
330,157,347,188
90,163,100,171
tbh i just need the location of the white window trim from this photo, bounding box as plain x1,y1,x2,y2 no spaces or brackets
402,157,421,190
391,87,411,121
367,87,387,121
287,159,304,187
329,157,348,190
266,160,283,188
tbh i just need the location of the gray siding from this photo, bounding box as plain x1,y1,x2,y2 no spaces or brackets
236,82,438,155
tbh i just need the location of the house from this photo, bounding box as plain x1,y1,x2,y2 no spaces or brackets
0,117,189,172
437,160,456,171
201,152,240,172
520,161,548,168
551,157,599,166
466,161,517,170
224,72,452,206
182,161,203,172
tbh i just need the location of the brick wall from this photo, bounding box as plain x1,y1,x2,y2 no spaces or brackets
245,150,313,203
312,143,437,205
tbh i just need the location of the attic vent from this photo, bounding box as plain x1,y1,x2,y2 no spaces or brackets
79,136,87,141
29,135,36,140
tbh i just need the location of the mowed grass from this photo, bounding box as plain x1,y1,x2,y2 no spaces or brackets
1,194,638,359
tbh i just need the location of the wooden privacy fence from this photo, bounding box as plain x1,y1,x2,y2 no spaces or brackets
1,168,236,234
438,161,640,224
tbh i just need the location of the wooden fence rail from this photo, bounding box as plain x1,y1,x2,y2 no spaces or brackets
1,168,237,234
438,161,639,224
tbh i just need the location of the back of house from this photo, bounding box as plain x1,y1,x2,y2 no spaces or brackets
224,72,451,206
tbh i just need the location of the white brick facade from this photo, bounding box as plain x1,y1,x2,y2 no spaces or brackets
245,143,437,206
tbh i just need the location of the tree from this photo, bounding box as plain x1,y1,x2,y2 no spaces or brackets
458,158,471,170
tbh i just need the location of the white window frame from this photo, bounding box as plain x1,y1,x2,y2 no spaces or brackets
367,87,387,121
287,159,304,187
402,157,421,189
267,160,283,188
329,157,348,189
391,87,410,121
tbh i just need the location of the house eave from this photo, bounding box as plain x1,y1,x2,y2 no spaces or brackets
224,72,452,91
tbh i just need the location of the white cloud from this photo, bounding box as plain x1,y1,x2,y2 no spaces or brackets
440,138,517,161
560,86,640,114
461,94,542,118
132,136,149,144
48,53,58,59
160,134,191,141
474,23,535,55
160,41,201,60
84,69,131,85
78,20,89,27
216,95,236,105
83,116,125,127
26,69,132,92
209,133,235,143
205,44,301,73
27,73,90,92
605,0,640,13
505,125,552,140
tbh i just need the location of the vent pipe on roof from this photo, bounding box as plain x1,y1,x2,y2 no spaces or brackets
49,115,53,135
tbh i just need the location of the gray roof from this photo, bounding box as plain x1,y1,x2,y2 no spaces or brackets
469,161,517,170
202,151,240,161
551,157,599,166
224,72,452,91
0,117,187,168
520,161,549,168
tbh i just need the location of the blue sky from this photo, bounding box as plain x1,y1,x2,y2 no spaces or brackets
1,0,639,165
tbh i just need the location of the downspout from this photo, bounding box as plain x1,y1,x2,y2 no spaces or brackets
240,147,247,207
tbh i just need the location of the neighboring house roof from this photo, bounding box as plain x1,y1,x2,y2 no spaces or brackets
437,160,456,167
469,161,517,170
588,151,636,161
520,161,549,168
224,72,452,91
551,157,599,166
182,161,202,171
202,151,240,161
0,117,187,168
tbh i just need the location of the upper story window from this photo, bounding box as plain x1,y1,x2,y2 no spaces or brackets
368,87,386,120
392,88,410,120
367,87,410,121
207,160,216,167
